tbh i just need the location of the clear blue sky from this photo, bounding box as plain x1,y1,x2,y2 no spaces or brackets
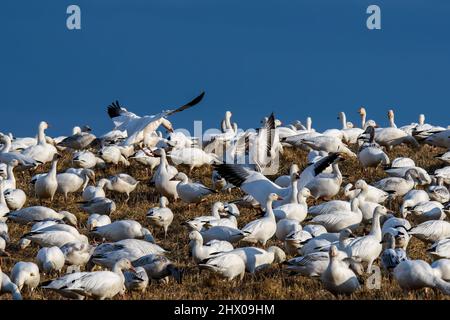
1,0,449,137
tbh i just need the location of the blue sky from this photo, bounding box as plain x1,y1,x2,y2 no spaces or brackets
1,0,449,137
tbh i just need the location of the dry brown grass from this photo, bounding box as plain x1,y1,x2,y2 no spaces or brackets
1,144,449,300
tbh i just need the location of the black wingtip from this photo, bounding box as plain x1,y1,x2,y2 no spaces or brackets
107,100,123,118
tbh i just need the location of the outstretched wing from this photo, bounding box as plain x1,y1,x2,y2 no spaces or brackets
107,100,141,128
164,92,205,116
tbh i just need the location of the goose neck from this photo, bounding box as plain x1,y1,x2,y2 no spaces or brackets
1,136,11,153
370,213,382,240
361,113,366,128
340,112,347,129
38,125,47,145
265,199,275,219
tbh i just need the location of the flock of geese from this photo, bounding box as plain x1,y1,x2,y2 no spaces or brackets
1,92,450,299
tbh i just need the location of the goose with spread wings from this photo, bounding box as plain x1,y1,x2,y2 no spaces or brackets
107,92,205,146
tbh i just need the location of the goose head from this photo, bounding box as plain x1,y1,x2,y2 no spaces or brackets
188,230,203,242
329,245,339,258
267,193,283,202
354,179,368,191
161,118,174,133
358,107,366,116
115,258,136,272
373,206,388,217
60,211,78,226
39,121,49,131
418,114,425,125
339,228,356,241
159,196,169,208
387,109,395,120
171,172,189,183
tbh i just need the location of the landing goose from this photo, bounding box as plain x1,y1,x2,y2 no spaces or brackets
241,193,280,245
22,121,58,164
172,172,216,204
36,246,65,274
199,252,245,281
132,254,183,284
393,259,450,294
43,258,134,300
146,196,174,238
90,220,154,242
10,261,40,291
311,198,362,233
106,92,205,146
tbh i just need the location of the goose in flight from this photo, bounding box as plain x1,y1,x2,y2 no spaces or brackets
107,91,205,146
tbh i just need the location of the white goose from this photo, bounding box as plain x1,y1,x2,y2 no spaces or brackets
357,126,390,169
0,271,22,300
90,219,154,242
428,176,449,203
146,196,174,238
153,148,179,200
129,148,161,174
0,134,40,170
124,266,149,292
276,219,301,241
189,230,233,263
79,197,116,215
305,157,343,200
427,238,450,260
98,145,130,166
72,150,105,169
0,160,18,191
57,169,95,201
22,121,58,164
132,254,183,284
274,186,310,222
380,232,408,273
220,246,286,273
373,168,420,197
393,259,450,294
3,188,27,211
10,261,40,291
7,206,77,225
36,246,65,274
400,189,430,218
338,112,364,144
358,107,377,129
200,226,247,244
22,224,88,248
82,179,108,201
172,172,216,204
43,258,134,300
104,174,139,201
35,154,60,202
199,252,246,282
168,147,219,173
409,220,450,243
311,198,362,233
60,241,92,269
241,193,281,245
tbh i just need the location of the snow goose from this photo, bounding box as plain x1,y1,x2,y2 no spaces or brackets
106,92,204,146
337,112,364,144
36,246,65,274
22,121,58,164
7,206,77,225
60,241,92,269
305,157,344,200
104,174,139,201
199,252,246,282
43,258,134,300
35,154,60,203
385,166,432,186
300,135,356,158
153,148,179,200
358,107,377,129
373,168,420,197
357,126,390,169
172,172,216,204
124,266,149,292
348,179,388,204
410,201,445,223
79,197,116,215
168,148,219,173
309,200,353,216
424,129,450,149
146,196,173,238
435,166,450,185
435,151,450,165
182,202,228,231
400,189,430,218
409,220,450,243
0,133,40,170
320,245,361,296
82,179,108,201
284,229,313,255
89,239,166,270
189,230,233,263
428,177,449,203
431,259,450,281
311,198,362,233
4,188,27,211
200,226,247,244
356,193,387,223
90,219,154,242
0,271,22,300
0,160,18,191
219,246,285,274
10,261,40,291
427,239,450,260
273,179,310,222
276,219,301,241
346,206,387,271
373,126,420,150
72,150,105,169
285,251,330,277
129,148,161,174
57,169,95,201
98,145,130,166
241,193,281,245
57,126,96,150
393,259,450,294
380,232,408,273
298,152,345,190
132,254,183,284
0,183,9,222
21,224,88,247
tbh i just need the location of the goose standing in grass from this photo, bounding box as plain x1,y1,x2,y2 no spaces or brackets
0,270,22,300
400,189,430,218
21,224,88,248
188,230,233,263
98,145,130,166
0,134,41,170
305,155,344,200
10,261,40,292
132,254,183,284
373,168,420,197
146,196,173,238
349,179,388,204
0,160,18,191
427,238,450,260
220,246,286,274
7,206,77,225
82,179,108,201
168,147,219,174
90,219,154,242
22,121,58,164
72,150,105,169
35,154,60,203
56,169,95,201
320,245,361,296
43,258,135,300
393,259,450,294
124,266,149,292
199,252,246,282
4,188,27,211
79,197,116,215
346,206,387,271
311,198,362,233
172,172,217,205
60,241,92,270
57,125,96,150
129,148,161,174
200,226,247,244
36,246,65,274
153,148,179,200
357,126,390,169
380,232,408,273
104,174,139,201
241,193,281,245
409,220,450,243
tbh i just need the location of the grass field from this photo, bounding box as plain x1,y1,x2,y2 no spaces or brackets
1,144,449,300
